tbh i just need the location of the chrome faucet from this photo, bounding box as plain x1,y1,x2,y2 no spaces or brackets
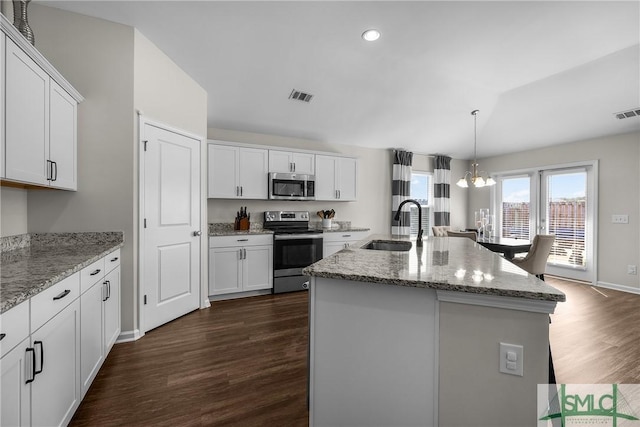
394,199,423,246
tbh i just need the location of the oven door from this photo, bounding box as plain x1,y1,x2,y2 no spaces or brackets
273,233,323,277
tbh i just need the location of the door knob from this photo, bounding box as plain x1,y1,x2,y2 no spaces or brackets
193,231,202,236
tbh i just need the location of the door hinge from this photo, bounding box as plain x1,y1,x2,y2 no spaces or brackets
143,140,148,151
144,295,147,305
144,218,147,228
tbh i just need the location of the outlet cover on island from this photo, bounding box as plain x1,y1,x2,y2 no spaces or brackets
499,342,524,376
629,265,637,275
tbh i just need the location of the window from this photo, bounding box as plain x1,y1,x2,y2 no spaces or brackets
410,172,432,237
500,176,531,240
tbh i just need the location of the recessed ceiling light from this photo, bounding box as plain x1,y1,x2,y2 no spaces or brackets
362,29,380,42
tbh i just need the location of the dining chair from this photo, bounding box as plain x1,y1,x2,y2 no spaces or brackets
511,234,555,281
432,226,450,237
446,230,477,242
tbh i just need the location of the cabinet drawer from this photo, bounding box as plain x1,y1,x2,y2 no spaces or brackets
80,257,105,294
105,249,121,273
322,231,369,243
31,273,80,333
0,300,30,358
209,234,273,248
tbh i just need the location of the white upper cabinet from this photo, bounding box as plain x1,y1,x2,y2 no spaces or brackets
315,155,357,201
208,143,268,199
1,18,82,190
4,37,50,186
269,150,315,174
49,81,77,190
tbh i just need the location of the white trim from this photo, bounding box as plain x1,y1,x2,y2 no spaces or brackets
116,329,142,343
138,115,206,338
208,289,272,302
596,281,640,295
436,290,558,314
1,14,84,102
208,139,357,160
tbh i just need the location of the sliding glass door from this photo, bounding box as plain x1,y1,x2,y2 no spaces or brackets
494,162,596,283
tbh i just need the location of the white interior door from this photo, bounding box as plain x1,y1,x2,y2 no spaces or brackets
142,122,201,332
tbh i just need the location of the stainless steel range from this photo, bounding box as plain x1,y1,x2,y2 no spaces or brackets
264,211,323,293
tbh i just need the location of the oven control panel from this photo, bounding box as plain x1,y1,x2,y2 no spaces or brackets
264,211,309,222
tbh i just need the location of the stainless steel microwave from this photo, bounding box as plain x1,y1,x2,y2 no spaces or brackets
268,173,315,201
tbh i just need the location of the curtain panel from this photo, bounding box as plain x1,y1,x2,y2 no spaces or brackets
391,149,413,236
433,155,451,226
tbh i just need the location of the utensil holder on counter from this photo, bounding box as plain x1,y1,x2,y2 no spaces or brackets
322,218,332,229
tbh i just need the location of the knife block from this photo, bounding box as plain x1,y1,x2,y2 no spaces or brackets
236,218,250,231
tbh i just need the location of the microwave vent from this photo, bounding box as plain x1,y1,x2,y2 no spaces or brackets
289,89,313,103
614,108,640,120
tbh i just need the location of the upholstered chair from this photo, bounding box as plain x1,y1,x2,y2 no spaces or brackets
431,226,450,237
446,230,477,242
511,234,555,281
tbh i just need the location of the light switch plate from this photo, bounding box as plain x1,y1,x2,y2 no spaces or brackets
499,342,524,376
612,214,629,224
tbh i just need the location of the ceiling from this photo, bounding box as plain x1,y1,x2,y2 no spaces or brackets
37,1,640,159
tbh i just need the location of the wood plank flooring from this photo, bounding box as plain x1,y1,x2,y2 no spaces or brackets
71,278,640,426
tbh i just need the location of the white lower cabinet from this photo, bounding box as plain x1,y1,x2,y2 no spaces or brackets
0,337,31,427
209,235,273,296
323,231,369,257
31,299,81,427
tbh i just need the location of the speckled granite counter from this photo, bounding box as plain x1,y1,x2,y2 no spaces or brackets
208,222,273,236
302,234,565,302
1,232,124,314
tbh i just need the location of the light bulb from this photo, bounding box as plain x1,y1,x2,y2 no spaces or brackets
486,177,496,186
456,177,469,188
474,177,486,187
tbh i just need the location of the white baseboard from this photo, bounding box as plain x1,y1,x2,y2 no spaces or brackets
202,298,211,308
117,329,142,343
596,281,640,295
209,289,272,302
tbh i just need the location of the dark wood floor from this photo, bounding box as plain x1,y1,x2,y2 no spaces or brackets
71,278,640,426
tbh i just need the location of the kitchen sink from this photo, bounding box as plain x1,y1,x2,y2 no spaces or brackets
361,240,412,251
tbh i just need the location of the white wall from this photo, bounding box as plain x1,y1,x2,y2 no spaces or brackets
20,6,207,334
133,29,208,318
207,128,468,234
467,132,640,289
0,187,28,236
26,4,136,329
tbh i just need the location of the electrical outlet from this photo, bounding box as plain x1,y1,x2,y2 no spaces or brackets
612,214,629,224
499,342,524,376
629,265,637,275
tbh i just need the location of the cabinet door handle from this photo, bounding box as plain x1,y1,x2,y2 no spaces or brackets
46,160,52,181
240,186,243,196
25,348,36,384
34,341,44,375
243,248,247,259
90,269,101,276
102,282,108,301
293,162,296,172
0,333,5,341
107,280,111,300
53,289,71,300
52,161,58,182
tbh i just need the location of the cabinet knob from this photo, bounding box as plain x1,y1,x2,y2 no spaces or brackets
193,231,202,236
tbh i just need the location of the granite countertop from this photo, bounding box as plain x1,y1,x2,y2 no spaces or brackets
1,232,124,314
302,234,565,302
208,221,369,236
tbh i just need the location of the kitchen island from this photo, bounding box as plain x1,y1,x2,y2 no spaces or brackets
302,235,565,427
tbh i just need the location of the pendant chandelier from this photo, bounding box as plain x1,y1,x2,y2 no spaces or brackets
456,109,496,188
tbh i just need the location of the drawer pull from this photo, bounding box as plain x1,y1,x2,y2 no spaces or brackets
53,289,71,300
25,348,36,384
0,333,5,341
237,239,249,242
34,341,44,375
342,235,352,238
90,269,102,276
110,257,119,262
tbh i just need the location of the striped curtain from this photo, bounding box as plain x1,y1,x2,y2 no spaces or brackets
434,155,451,226
391,150,413,236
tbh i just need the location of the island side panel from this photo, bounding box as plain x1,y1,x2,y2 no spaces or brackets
438,301,550,427
309,277,438,427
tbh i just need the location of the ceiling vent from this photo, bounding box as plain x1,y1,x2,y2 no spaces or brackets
614,108,640,120
289,89,313,103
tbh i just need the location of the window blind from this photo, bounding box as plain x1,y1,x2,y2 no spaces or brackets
501,202,530,240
